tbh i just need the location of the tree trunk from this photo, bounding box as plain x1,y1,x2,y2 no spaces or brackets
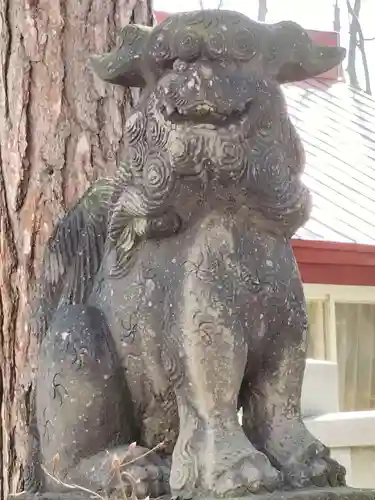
0,0,152,497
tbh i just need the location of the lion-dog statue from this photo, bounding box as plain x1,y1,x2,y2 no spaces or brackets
29,9,347,500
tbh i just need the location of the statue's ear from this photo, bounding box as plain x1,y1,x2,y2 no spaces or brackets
90,25,152,88
269,21,346,84
276,44,346,84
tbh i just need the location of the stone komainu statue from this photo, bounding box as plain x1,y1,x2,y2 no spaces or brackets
29,10,347,499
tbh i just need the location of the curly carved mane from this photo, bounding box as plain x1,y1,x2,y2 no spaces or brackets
32,179,114,341
106,159,182,278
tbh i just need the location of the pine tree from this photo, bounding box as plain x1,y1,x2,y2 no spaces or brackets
0,0,152,496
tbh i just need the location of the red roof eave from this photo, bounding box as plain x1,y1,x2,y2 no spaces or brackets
292,239,375,286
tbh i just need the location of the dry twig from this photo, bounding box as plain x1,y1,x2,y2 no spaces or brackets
41,465,106,500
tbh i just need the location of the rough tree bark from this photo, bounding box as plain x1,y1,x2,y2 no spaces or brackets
0,0,152,498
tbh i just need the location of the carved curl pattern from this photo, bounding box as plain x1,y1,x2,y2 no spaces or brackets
174,29,202,61
143,153,177,209
168,133,206,179
130,141,147,174
146,117,169,149
205,31,228,59
215,138,250,184
107,146,181,277
125,111,146,146
231,28,258,61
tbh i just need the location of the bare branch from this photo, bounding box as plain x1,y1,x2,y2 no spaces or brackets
198,0,223,10
346,0,361,89
257,0,267,22
346,0,372,95
40,466,105,500
333,0,341,33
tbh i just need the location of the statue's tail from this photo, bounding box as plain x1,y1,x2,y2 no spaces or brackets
22,179,114,493
32,178,114,344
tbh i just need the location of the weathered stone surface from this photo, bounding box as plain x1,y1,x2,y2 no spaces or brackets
26,8,350,500
10,494,90,500
10,487,375,500
262,489,375,500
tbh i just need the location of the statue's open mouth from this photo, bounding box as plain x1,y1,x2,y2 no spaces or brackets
161,100,252,126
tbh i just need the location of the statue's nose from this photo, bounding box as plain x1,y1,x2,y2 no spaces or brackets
177,62,216,107
173,60,214,85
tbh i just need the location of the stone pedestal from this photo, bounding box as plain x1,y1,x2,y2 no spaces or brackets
256,488,375,500
10,488,375,500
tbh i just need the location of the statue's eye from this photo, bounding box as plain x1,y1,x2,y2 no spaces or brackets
173,60,188,73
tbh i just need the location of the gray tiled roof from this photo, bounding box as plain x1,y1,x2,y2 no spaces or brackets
285,79,375,244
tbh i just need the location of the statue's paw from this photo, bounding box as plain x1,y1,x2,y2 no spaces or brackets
171,428,281,497
116,446,171,499
71,444,171,499
214,449,282,496
282,444,346,489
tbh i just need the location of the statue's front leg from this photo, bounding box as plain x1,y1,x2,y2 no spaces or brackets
169,272,280,497
241,282,346,489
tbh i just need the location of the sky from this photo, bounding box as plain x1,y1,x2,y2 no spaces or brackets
153,0,375,94
155,0,336,29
